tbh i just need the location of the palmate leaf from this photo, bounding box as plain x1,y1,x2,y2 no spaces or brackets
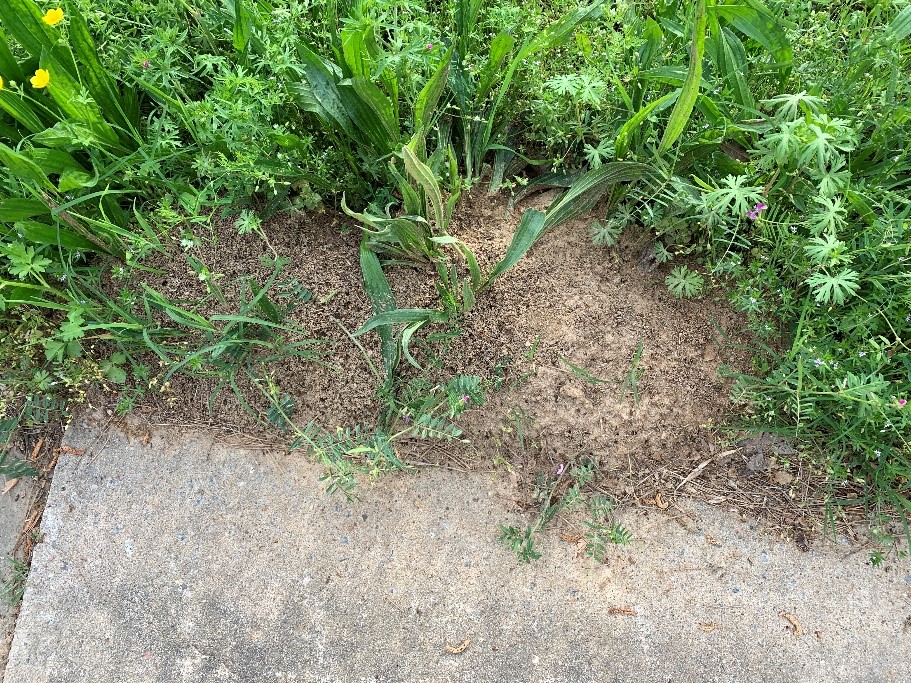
806,269,861,305
803,232,846,266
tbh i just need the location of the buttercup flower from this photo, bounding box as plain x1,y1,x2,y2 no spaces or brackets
30,69,50,89
42,8,64,26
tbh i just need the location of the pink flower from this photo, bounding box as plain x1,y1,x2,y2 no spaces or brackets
555,463,566,475
899,398,907,407
426,43,434,50
142,60,150,69
755,201,768,212
747,210,758,221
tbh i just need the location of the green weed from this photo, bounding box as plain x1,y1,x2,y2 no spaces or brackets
0,557,29,605
500,458,630,563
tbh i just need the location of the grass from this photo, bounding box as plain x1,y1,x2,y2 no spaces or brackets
0,0,909,559
1,557,29,605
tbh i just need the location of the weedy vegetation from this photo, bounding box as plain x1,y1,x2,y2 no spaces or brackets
0,0,909,562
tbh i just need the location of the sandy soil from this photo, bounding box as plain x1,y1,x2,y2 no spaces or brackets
109,192,843,545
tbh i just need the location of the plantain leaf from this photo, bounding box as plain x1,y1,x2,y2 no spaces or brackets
294,43,361,143
712,0,792,84
402,144,445,231
359,241,399,381
340,24,373,78
0,0,57,60
232,0,252,53
475,32,515,105
885,5,911,42
414,44,453,133
0,142,54,189
354,308,448,336
615,90,679,159
0,28,25,82
455,0,484,55
41,49,119,146
658,0,707,156
29,148,88,177
341,75,399,153
68,4,136,136
482,208,546,288
0,90,45,134
717,27,755,112
543,162,659,230
13,219,108,253
0,198,47,222
638,18,664,69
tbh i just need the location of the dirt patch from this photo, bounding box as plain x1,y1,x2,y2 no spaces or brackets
92,192,845,542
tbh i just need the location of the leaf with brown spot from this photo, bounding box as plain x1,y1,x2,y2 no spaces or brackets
608,607,637,615
779,611,803,636
445,638,470,654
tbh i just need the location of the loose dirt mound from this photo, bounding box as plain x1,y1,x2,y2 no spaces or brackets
121,193,827,537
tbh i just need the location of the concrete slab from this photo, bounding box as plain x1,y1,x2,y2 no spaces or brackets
0,461,38,669
4,421,911,683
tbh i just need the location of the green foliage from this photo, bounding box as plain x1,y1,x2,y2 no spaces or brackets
0,0,908,537
500,458,630,563
665,265,704,298
1,557,29,605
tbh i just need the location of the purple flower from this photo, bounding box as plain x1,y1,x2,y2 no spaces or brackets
426,43,434,50
555,463,566,475
459,394,470,405
755,201,768,212
747,210,758,221
899,398,907,407
142,60,150,69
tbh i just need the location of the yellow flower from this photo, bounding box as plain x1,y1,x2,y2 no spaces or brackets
42,8,64,26
30,69,50,89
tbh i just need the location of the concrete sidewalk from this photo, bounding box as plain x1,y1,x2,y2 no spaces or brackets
4,419,911,683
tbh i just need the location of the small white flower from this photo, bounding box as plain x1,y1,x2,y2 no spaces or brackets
874,449,882,457
858,351,867,357
814,358,823,367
